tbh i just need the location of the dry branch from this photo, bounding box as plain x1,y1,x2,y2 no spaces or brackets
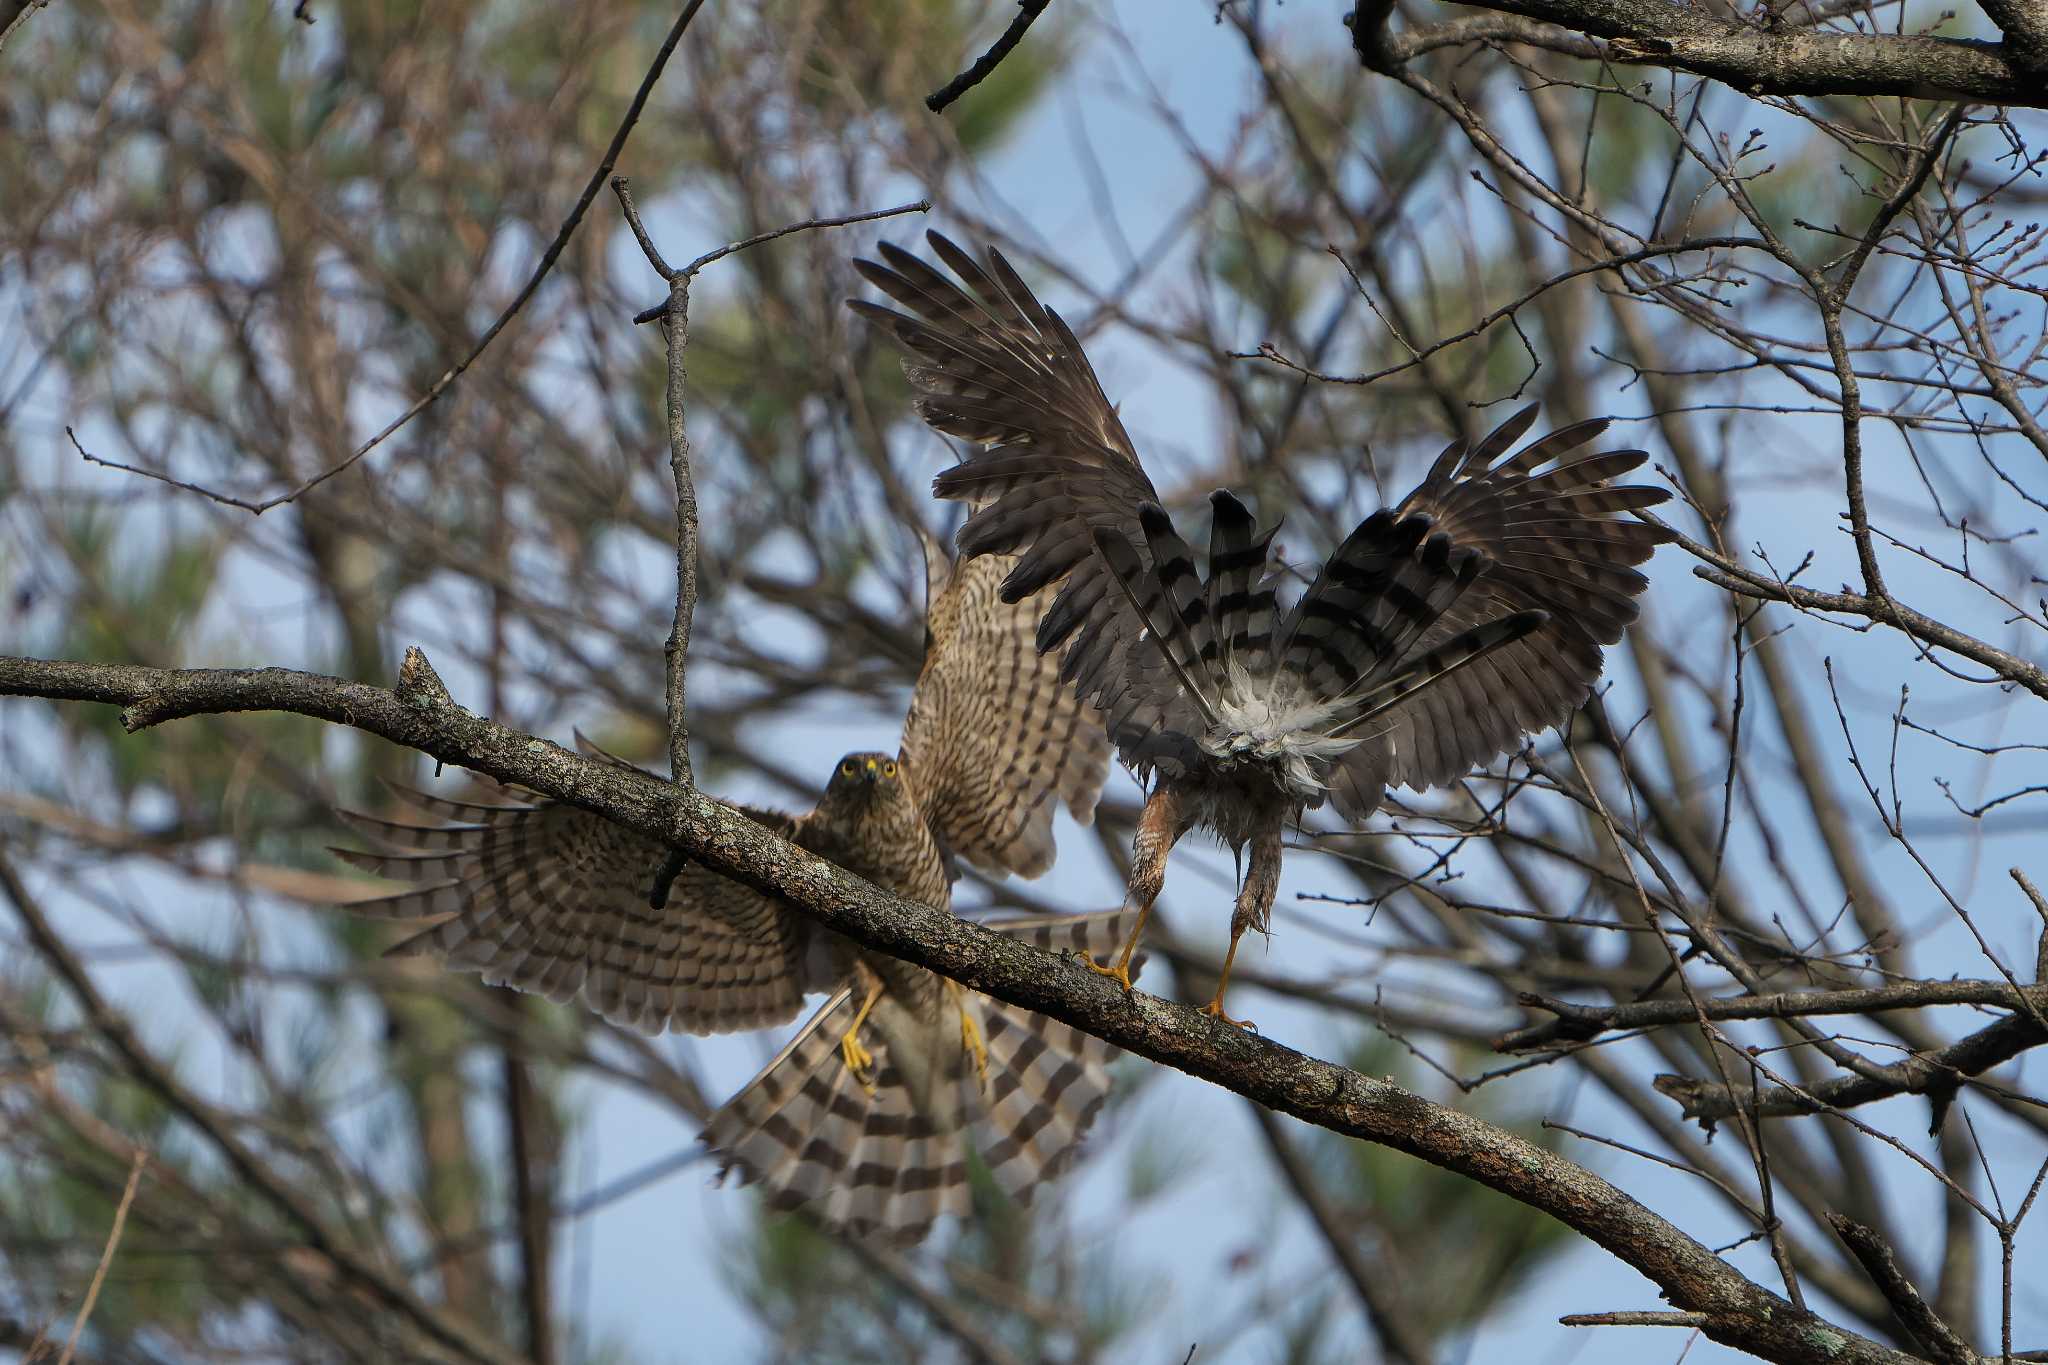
0,651,1945,1365
1353,0,2047,107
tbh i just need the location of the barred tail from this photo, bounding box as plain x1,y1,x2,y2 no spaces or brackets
971,908,1140,1202
702,988,971,1244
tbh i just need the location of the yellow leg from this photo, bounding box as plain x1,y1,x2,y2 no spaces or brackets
1084,786,1182,992
947,981,990,1091
1200,821,1276,1031
1198,927,1256,1031
1081,899,1151,993
838,978,885,1095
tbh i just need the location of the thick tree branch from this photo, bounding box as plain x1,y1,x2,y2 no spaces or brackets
1973,0,2048,74
0,652,1940,1365
0,0,46,56
1364,0,2044,106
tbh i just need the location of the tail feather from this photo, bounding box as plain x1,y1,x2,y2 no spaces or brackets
705,910,1139,1241
1091,517,1221,726
972,909,1139,1203
1205,490,1281,677
1330,610,1549,738
705,989,972,1244
1278,514,1485,704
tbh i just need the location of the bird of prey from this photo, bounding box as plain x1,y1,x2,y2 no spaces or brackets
332,536,1127,1241
851,233,1674,1026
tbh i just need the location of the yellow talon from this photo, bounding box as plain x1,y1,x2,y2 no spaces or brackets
839,978,884,1096
1079,908,1148,994
1198,997,1257,1031
949,983,990,1091
839,1030,879,1094
1081,954,1136,992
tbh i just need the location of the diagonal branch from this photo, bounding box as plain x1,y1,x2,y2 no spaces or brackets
926,0,1051,112
1827,1215,1979,1365
1499,982,2048,1054
1654,1010,2046,1125
0,650,1940,1365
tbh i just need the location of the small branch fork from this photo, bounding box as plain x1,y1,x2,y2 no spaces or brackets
0,652,1953,1365
607,182,927,900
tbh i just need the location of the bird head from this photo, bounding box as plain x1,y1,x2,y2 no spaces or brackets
821,751,910,811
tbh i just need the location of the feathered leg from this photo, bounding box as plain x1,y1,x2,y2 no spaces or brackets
1084,785,1185,991
1202,820,1281,1029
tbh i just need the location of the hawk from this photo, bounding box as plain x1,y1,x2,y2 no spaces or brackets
332,535,1127,1241
852,233,1674,1026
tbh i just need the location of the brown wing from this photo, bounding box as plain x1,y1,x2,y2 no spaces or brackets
852,233,1207,780
332,783,827,1036
1328,407,1674,818
899,534,1110,879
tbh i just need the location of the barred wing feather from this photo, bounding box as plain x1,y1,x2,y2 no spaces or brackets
333,784,822,1036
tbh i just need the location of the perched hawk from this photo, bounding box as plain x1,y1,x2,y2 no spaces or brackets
852,233,1674,1025
332,536,1125,1241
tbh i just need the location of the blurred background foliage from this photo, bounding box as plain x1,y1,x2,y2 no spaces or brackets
4,0,2045,1361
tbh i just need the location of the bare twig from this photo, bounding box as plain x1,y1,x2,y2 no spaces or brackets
609,183,927,906
926,0,1051,113
1560,1310,1713,1328
55,1149,146,1365
1653,1008,2046,1125
628,199,933,324
1500,981,2048,1053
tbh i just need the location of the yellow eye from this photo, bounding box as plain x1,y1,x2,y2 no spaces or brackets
881,760,898,779
840,759,857,777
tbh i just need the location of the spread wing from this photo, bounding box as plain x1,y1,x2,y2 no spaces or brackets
1327,406,1675,819
899,534,1111,880
852,232,1207,779
332,781,829,1036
